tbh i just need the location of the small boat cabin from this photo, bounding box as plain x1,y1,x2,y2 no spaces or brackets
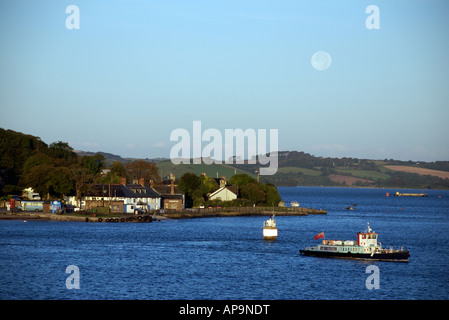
357,223,378,247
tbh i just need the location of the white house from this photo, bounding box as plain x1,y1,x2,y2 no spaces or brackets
66,179,161,213
208,180,239,202
207,176,239,202
208,186,238,201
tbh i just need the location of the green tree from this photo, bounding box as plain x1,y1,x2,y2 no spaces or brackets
199,175,219,194
110,161,126,177
240,182,266,205
98,161,126,184
25,165,73,199
69,165,93,204
0,128,49,187
47,141,77,166
125,160,160,183
22,153,53,176
263,183,281,206
228,173,257,187
47,167,73,198
178,172,201,194
79,154,105,175
178,172,202,207
48,141,76,159
25,165,54,197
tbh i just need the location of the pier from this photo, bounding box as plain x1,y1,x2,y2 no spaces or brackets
0,206,326,222
157,206,326,219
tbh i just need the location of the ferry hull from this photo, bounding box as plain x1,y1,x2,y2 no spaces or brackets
263,227,278,240
299,249,410,262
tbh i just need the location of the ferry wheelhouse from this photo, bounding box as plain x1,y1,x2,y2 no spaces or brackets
299,223,410,262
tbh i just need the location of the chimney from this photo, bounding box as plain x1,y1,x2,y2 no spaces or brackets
139,177,145,186
150,179,154,188
170,180,174,195
220,176,226,188
120,177,127,186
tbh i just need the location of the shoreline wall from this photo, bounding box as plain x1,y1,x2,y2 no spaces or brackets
0,206,326,222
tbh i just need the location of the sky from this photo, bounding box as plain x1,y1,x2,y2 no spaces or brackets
1,0,448,162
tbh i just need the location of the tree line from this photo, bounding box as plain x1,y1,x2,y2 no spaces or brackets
177,172,281,208
236,150,449,189
0,128,159,201
0,129,282,206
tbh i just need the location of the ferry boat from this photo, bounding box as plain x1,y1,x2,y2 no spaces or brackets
394,191,427,197
291,201,300,207
263,215,278,240
299,223,410,262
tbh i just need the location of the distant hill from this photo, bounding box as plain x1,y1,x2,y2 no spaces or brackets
74,150,132,165
155,160,253,181
74,150,170,166
2,128,449,191
75,150,449,189
383,165,449,180
230,151,449,189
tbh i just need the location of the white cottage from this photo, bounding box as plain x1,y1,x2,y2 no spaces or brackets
72,179,161,213
207,176,238,202
208,186,238,201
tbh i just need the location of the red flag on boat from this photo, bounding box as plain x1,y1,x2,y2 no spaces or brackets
314,232,325,240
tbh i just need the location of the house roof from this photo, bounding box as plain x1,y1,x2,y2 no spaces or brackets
161,194,184,200
152,185,183,195
125,184,162,198
87,184,161,198
208,186,238,199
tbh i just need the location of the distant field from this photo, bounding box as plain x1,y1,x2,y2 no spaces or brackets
384,165,449,179
335,168,391,180
156,160,252,180
328,174,374,186
277,167,322,176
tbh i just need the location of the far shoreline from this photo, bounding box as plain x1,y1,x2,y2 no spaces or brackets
275,185,449,190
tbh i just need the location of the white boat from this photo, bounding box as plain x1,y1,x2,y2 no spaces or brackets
291,201,300,207
263,215,278,240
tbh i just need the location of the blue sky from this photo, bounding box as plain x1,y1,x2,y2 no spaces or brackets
1,0,448,162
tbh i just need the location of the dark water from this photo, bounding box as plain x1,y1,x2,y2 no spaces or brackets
1,187,448,300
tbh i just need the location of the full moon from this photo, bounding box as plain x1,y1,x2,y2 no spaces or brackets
311,51,332,71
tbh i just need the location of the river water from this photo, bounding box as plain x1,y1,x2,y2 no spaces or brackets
1,187,448,300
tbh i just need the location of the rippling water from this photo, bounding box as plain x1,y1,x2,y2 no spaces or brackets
1,187,448,300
